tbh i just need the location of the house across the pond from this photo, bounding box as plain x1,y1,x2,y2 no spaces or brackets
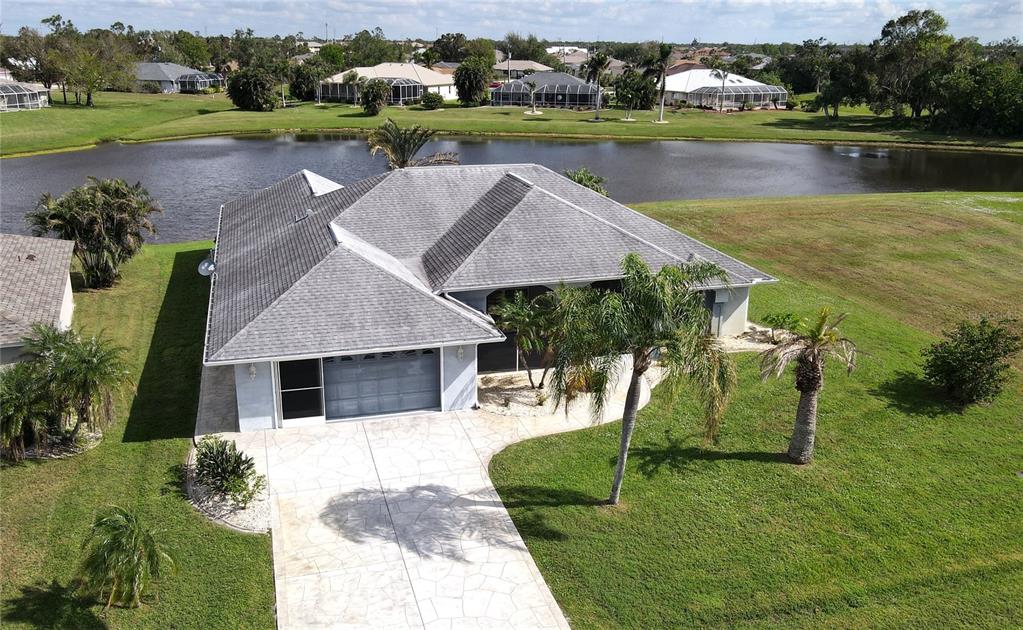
199,164,774,431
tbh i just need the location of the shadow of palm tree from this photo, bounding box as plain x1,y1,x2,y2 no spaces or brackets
1,580,106,629
629,433,788,478
870,370,955,418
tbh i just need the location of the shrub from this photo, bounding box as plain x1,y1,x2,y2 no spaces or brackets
563,167,608,196
800,99,820,113
137,81,162,94
922,317,1022,405
785,96,798,110
227,67,277,111
200,87,216,95
454,56,491,106
194,435,266,508
360,78,390,115
762,312,801,341
421,91,444,110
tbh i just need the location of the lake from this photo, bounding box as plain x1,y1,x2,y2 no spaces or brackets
2,134,1021,242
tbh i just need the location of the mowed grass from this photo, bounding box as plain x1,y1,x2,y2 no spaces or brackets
2,91,1021,157
0,243,275,629
490,192,1023,628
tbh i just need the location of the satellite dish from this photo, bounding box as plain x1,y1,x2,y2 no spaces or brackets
198,258,216,277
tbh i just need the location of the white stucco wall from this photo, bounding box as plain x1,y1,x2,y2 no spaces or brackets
234,362,276,431
442,344,478,411
713,286,750,337
428,84,457,99
58,275,74,330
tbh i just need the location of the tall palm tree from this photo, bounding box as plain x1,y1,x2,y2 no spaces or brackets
759,307,857,464
710,67,730,112
524,79,539,114
583,51,611,120
77,506,176,609
550,254,736,505
643,42,673,123
22,324,131,441
367,118,460,169
0,362,50,461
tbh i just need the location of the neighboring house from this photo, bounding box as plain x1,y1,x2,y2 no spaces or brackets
432,61,460,75
0,80,50,111
493,59,553,80
663,68,787,109
0,234,75,364
491,71,600,108
557,51,628,78
201,164,773,431
134,62,224,93
320,62,456,103
546,46,587,56
666,61,708,76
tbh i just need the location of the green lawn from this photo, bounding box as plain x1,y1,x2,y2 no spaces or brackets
2,91,1021,157
490,192,1023,628
0,243,275,629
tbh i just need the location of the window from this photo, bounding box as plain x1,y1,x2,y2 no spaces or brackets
279,358,323,420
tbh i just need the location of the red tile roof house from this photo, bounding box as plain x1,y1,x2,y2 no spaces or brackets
198,165,774,432
1,234,75,364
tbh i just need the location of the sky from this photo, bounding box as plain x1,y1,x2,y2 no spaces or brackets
4,0,1020,44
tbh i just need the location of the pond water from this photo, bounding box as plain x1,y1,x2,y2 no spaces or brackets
2,134,1021,242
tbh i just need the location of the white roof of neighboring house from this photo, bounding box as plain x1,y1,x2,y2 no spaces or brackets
493,60,552,73
323,63,453,87
663,68,765,93
135,62,203,82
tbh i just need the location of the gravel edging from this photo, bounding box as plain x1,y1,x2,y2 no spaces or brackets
184,447,270,534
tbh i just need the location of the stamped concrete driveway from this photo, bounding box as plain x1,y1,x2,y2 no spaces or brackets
227,405,638,629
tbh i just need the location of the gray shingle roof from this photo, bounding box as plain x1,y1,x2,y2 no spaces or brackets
205,164,774,364
0,234,74,347
135,62,201,82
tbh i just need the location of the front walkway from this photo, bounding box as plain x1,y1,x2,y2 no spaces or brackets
217,373,655,629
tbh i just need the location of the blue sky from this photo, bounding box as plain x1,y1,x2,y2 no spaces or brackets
5,0,1020,43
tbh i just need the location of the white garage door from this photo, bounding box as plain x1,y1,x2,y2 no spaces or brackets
322,349,440,419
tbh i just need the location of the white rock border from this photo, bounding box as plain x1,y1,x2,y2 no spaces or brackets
184,446,270,534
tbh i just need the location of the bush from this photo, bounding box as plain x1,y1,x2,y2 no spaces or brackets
454,56,491,106
922,318,1022,405
227,67,277,111
785,96,798,110
195,435,266,508
421,91,444,110
762,312,801,341
137,81,162,94
800,99,820,113
360,78,390,115
200,87,216,95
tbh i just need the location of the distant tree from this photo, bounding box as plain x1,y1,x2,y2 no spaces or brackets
922,318,1022,405
759,307,857,464
360,78,390,115
173,30,210,68
817,46,873,119
564,167,609,196
367,119,459,168
77,506,176,609
462,38,497,67
344,27,402,67
227,66,277,111
52,32,135,106
453,56,491,106
432,33,468,61
415,47,441,68
289,56,334,101
871,9,953,118
614,67,657,117
642,42,673,122
318,43,346,68
27,178,160,288
503,32,550,63
583,50,611,120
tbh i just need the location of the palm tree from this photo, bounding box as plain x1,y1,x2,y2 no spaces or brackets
489,291,556,389
524,79,539,114
27,178,160,288
22,324,131,441
0,362,50,461
710,67,730,112
583,51,611,120
77,506,176,609
759,307,857,464
643,43,673,123
550,254,736,505
367,119,460,169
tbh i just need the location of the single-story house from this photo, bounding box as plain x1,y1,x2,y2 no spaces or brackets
663,68,787,109
432,61,460,75
1,234,75,364
202,164,773,431
493,59,553,80
557,51,628,78
320,63,456,103
491,71,600,109
0,80,50,111
134,62,224,93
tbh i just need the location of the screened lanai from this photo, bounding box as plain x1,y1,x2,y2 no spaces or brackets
491,71,600,108
320,77,423,105
685,84,787,109
0,82,50,111
178,72,225,93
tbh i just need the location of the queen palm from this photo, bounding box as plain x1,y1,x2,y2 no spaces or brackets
643,42,673,123
524,79,539,114
0,362,50,461
22,324,130,441
367,118,460,169
710,67,730,112
759,307,857,464
489,291,556,389
583,51,611,120
550,254,736,505
77,506,176,609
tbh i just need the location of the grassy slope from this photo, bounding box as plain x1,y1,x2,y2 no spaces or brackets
490,192,1023,629
2,91,1021,157
0,243,275,629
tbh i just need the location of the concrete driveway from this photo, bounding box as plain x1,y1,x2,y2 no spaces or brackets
227,409,608,629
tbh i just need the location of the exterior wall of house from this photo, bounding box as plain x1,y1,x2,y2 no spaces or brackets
441,344,478,411
427,85,457,99
234,361,277,431
710,286,750,336
58,275,74,330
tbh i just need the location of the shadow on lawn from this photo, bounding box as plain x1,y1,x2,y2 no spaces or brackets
630,432,787,478
2,581,106,629
870,370,955,418
122,249,210,442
